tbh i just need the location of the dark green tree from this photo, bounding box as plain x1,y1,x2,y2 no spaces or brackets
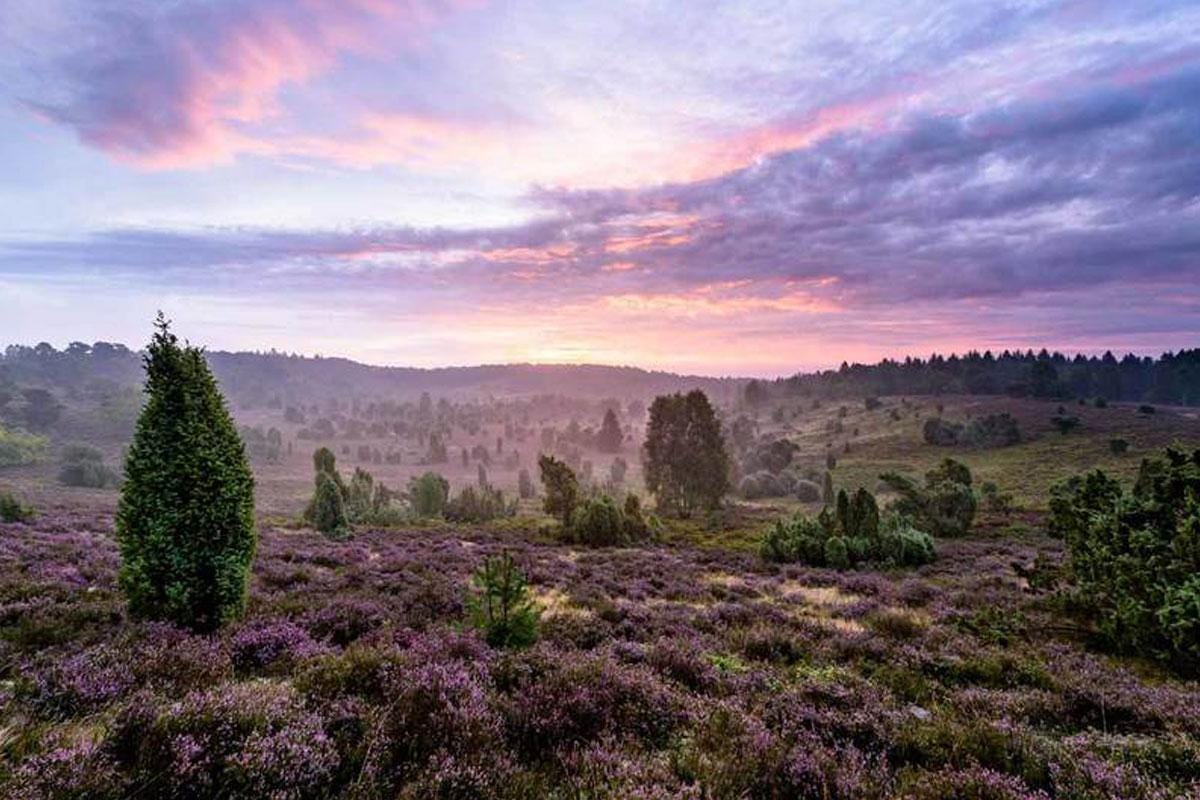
642,390,730,517
310,470,349,536
596,408,623,452
116,316,256,632
538,453,579,526
1049,446,1200,669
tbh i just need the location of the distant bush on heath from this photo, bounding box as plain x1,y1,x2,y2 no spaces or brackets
117,316,256,632
566,493,652,547
539,453,579,526
445,484,516,523
924,413,1020,448
881,458,977,537
761,487,934,569
310,470,349,537
1049,445,1200,670
468,552,540,648
57,444,120,489
0,490,34,522
517,468,535,499
408,471,450,519
0,423,47,467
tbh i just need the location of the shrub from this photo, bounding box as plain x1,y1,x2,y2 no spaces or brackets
1048,445,1200,669
0,423,47,467
116,316,256,632
926,414,1020,448
881,458,976,537
0,490,34,522
738,470,786,499
923,417,963,446
1109,438,1129,455
761,487,934,569
538,454,579,526
310,471,349,537
1051,414,1080,435
467,552,540,648
408,472,449,518
622,493,650,540
517,468,535,499
445,484,514,523
961,413,1022,448
794,479,822,502
111,681,338,799
58,444,121,488
1138,404,1156,414
571,495,627,546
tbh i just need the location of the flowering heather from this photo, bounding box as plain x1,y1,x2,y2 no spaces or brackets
1,507,1198,797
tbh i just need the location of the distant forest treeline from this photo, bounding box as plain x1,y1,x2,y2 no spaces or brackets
751,349,1200,406
3,342,1198,411
0,342,741,406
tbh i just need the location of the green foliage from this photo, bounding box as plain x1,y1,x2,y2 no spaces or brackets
1048,445,1200,669
0,490,34,522
623,493,649,539
57,444,120,488
116,316,256,632
822,471,835,504
761,487,934,569
0,423,47,467
517,468,535,499
924,413,1020,448
467,552,540,648
445,484,515,523
408,471,449,518
881,458,976,537
643,390,730,517
310,470,349,537
538,454,579,526
563,493,652,547
346,467,375,522
1050,414,1081,435
571,495,626,546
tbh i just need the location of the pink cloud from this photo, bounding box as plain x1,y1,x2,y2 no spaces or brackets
36,0,477,168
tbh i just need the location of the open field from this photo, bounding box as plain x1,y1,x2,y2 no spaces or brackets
2,392,1199,798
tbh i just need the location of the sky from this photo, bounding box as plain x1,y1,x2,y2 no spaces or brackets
0,0,1198,377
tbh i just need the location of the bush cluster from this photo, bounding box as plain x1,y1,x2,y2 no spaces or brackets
445,484,516,523
0,490,35,522
1049,445,1200,669
0,423,47,467
567,493,651,547
58,444,121,489
923,413,1020,448
881,458,976,537
761,487,935,568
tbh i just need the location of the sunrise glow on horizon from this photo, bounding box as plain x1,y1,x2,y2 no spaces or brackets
2,0,1198,376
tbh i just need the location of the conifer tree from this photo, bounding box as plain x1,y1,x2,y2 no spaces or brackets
116,315,256,631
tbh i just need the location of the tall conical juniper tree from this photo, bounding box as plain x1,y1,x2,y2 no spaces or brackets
116,315,256,632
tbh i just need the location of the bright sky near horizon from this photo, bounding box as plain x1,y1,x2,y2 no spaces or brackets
0,0,1198,376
